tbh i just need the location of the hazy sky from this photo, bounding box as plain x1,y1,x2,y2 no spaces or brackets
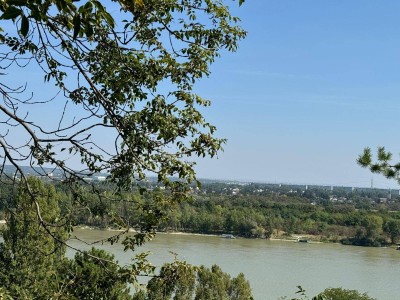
192,1,400,188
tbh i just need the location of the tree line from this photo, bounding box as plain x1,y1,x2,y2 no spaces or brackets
3,179,399,247
161,193,400,247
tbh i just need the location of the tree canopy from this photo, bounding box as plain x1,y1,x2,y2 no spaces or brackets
0,178,67,298
317,287,376,300
0,0,246,256
136,261,253,300
0,0,245,188
0,0,246,296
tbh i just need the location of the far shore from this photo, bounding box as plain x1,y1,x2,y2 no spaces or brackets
2,221,398,248
0,221,320,242
72,225,328,244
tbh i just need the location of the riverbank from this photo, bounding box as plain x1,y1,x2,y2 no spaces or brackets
68,227,400,300
104,227,400,249
3,221,398,249
74,225,304,241
72,225,343,246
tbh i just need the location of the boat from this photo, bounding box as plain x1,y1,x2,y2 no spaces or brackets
297,238,309,243
221,234,236,239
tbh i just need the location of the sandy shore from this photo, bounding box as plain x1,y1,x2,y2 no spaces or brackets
74,225,323,242
158,231,221,238
1,221,324,244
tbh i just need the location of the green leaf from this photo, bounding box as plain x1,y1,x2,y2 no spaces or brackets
357,148,372,167
20,15,29,37
7,0,27,6
377,146,391,161
84,23,93,37
73,14,81,38
102,11,115,27
1,6,22,19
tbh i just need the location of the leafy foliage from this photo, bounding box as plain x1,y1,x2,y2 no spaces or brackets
0,0,246,191
317,287,376,300
0,0,246,283
358,147,400,183
136,261,253,300
59,248,133,300
384,218,400,244
0,287,12,300
0,178,67,299
281,286,375,300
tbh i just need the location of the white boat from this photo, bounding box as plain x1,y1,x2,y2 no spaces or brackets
221,234,236,239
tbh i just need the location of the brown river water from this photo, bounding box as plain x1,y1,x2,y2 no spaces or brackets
67,229,400,300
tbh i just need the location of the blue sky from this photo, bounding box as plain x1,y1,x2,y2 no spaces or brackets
4,1,400,189
192,1,400,188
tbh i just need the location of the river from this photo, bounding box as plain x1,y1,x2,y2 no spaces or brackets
67,229,400,300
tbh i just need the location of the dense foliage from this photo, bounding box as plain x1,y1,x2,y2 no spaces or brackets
0,178,253,299
0,0,245,190
162,191,400,246
318,288,376,300
135,262,253,300
0,178,67,299
0,0,246,272
8,180,394,246
3,179,400,247
0,0,249,295
280,286,376,300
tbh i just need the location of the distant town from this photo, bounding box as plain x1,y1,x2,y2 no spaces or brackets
2,165,399,208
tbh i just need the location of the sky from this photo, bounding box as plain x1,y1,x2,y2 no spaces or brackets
192,1,400,188
3,1,400,189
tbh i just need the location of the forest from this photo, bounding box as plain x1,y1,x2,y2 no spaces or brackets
2,178,399,248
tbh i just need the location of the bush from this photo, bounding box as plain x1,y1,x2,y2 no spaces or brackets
318,287,376,300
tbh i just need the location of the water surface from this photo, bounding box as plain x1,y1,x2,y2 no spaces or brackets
68,229,400,300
